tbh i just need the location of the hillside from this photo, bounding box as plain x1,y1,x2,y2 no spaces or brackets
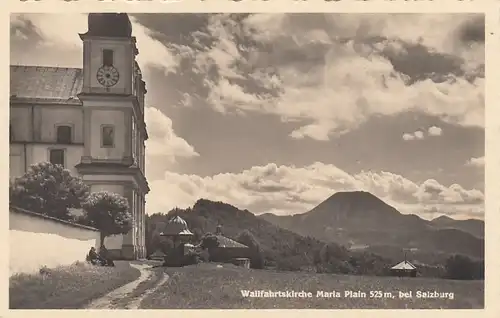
259,191,484,260
168,199,323,267
145,199,395,275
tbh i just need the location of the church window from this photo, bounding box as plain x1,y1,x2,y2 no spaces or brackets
103,49,114,66
56,125,72,144
49,149,65,167
101,125,115,148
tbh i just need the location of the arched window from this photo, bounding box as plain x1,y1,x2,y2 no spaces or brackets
56,125,72,144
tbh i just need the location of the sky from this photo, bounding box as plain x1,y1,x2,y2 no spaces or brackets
10,13,485,220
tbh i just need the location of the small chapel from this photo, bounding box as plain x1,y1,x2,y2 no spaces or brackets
9,13,149,260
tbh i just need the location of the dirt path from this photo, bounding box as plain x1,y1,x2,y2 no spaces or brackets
85,263,168,309
123,272,170,309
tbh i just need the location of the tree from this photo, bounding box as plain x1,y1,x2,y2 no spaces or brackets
199,233,220,262
237,230,264,269
192,228,203,242
445,254,483,280
82,191,132,246
200,233,220,250
9,162,89,221
319,243,350,263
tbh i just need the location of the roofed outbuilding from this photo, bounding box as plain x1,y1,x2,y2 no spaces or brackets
390,260,417,277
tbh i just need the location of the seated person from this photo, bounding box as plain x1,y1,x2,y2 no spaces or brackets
87,247,103,265
98,245,115,267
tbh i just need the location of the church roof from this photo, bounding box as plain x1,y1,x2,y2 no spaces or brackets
10,65,83,104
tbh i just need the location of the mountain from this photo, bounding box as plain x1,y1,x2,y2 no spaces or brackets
259,191,484,260
430,215,484,238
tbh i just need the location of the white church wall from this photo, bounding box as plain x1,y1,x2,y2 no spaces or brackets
9,206,101,276
89,108,126,160
39,106,84,143
32,144,84,176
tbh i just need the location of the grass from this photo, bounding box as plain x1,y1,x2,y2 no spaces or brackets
9,261,141,309
140,263,484,309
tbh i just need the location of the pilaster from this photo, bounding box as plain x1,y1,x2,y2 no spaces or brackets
124,107,132,159
140,194,144,258
142,195,146,257
83,108,92,157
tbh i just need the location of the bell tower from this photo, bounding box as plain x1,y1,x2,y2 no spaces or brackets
76,13,149,260
78,13,139,165
80,13,136,95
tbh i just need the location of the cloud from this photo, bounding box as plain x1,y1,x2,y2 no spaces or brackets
413,179,484,205
402,130,424,141
244,13,484,73
146,162,484,219
403,126,443,141
466,156,485,168
10,13,178,76
428,126,443,136
402,133,415,141
12,13,483,144
414,131,424,139
186,13,484,141
145,107,199,162
129,17,179,76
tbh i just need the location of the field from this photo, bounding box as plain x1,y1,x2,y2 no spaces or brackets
140,263,484,309
9,261,141,309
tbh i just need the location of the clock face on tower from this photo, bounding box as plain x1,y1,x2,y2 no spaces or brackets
96,65,120,87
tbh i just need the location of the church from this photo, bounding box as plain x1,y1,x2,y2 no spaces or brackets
9,13,149,260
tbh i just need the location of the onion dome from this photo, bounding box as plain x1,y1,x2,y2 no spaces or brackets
161,215,193,236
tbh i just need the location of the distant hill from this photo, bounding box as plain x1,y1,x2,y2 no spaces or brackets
259,191,484,260
430,215,484,238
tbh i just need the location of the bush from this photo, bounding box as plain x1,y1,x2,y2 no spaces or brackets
312,243,392,276
445,254,484,280
276,255,308,272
